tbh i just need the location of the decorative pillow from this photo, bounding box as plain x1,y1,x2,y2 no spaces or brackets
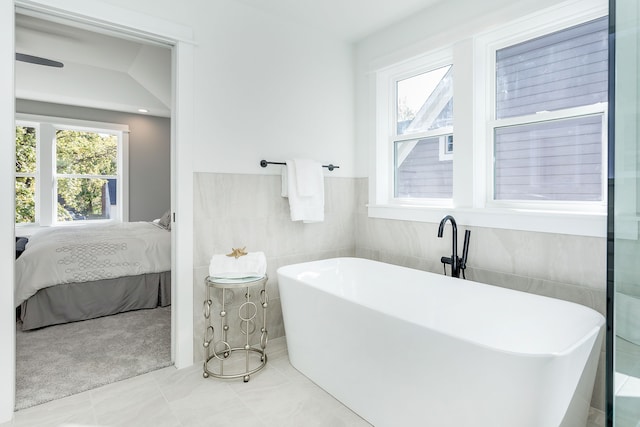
15,237,29,259
158,210,172,230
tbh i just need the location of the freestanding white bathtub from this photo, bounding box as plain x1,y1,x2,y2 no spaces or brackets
277,257,604,427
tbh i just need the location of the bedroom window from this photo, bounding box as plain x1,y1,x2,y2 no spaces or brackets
55,130,118,221
15,114,129,227
15,125,37,224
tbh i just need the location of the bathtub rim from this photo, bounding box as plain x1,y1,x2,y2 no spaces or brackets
277,256,606,358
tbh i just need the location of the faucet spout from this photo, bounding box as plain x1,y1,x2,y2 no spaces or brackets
437,215,459,278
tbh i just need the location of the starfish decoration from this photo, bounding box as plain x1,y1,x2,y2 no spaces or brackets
226,247,248,259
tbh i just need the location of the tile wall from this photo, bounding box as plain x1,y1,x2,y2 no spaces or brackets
193,174,607,410
192,173,357,362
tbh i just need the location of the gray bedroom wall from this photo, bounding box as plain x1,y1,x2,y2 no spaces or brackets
15,99,170,222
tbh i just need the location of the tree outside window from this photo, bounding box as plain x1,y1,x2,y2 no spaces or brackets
15,126,36,223
55,130,118,221
14,121,123,225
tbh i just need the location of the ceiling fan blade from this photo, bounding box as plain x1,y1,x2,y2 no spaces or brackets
15,53,64,68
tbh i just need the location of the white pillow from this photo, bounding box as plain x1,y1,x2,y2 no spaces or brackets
158,210,171,230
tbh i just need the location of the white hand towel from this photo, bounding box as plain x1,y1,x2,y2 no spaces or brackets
293,158,319,197
285,159,324,223
281,167,288,197
209,251,267,279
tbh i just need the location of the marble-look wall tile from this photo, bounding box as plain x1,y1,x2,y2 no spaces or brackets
592,349,606,411
193,173,357,363
355,181,605,291
468,226,606,290
194,174,356,263
358,219,605,290
465,268,603,315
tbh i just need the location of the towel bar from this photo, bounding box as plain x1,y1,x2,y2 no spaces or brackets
259,159,339,171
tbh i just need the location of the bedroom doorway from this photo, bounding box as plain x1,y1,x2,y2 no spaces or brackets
13,7,179,409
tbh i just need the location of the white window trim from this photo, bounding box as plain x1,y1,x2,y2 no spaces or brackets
486,106,608,212
439,135,453,161
369,0,608,238
482,8,608,213
15,113,129,232
374,47,454,209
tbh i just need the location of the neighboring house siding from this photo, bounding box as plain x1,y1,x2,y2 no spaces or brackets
495,17,608,119
494,115,602,201
396,136,453,198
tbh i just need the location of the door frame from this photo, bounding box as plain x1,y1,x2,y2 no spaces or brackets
1,1,195,421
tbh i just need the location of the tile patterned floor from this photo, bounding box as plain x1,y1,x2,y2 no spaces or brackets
1,336,606,426
2,337,369,427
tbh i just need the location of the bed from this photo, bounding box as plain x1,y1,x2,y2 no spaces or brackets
15,220,171,330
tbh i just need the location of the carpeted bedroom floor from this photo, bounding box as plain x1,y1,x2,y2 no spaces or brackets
15,306,172,410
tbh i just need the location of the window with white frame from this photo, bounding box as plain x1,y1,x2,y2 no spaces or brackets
15,125,37,224
370,1,608,235
382,60,454,202
15,115,128,226
490,16,608,205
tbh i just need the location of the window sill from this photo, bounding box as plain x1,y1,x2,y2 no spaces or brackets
367,204,607,238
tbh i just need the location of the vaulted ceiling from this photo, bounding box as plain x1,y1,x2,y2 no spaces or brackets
15,13,172,117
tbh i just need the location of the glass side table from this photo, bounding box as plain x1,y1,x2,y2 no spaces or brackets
202,275,268,382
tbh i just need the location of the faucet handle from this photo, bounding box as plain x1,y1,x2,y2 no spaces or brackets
461,230,471,269
440,256,451,276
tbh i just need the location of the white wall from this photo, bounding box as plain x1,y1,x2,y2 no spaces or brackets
190,1,354,176
94,0,356,177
